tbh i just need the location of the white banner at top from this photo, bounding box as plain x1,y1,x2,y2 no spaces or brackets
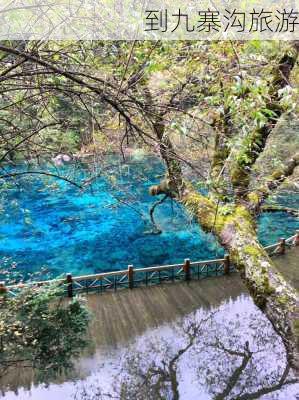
0,0,298,40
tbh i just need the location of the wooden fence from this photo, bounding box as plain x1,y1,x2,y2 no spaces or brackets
1,230,299,298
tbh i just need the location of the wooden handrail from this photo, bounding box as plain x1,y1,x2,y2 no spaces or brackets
190,258,225,265
4,231,299,293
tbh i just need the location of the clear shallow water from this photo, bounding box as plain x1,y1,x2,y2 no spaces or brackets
0,157,298,283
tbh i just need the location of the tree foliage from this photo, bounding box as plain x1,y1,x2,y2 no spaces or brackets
0,285,90,381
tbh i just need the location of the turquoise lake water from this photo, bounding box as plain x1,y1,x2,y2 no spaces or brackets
0,157,298,283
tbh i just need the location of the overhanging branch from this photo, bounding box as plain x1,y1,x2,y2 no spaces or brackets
0,171,83,189
261,205,299,217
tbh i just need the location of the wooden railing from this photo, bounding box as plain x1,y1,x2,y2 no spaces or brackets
264,234,298,255
1,230,298,298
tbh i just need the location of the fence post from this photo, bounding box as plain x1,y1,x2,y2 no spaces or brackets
66,273,73,298
277,238,286,255
183,258,191,282
0,281,7,296
224,254,230,275
128,265,134,289
293,230,299,246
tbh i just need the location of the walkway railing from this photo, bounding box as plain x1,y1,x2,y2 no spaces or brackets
1,231,298,297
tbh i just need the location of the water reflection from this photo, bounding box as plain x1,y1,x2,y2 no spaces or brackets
1,294,298,399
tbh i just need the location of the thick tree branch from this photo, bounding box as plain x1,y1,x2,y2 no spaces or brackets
230,43,299,196
181,190,299,372
247,153,299,209
210,83,234,184
261,205,299,217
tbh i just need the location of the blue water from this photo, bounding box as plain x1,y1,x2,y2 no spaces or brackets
0,157,298,283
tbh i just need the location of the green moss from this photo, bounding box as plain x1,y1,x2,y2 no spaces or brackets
211,144,230,179
247,192,260,205
277,294,291,306
271,169,284,180
242,246,276,300
244,245,261,258
231,167,250,189
218,204,234,216
263,277,275,296
183,191,216,225
215,204,254,233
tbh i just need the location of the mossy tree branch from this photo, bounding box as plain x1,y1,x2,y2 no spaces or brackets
261,205,299,217
210,83,234,185
247,153,299,210
181,192,299,372
152,115,184,198
230,43,299,197
148,43,299,371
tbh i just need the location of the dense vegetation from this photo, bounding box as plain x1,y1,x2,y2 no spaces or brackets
0,284,89,381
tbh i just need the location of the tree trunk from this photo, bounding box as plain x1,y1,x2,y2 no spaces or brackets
181,190,299,373
221,219,299,372
149,117,184,199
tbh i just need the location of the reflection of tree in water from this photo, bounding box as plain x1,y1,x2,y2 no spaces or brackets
75,299,298,400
